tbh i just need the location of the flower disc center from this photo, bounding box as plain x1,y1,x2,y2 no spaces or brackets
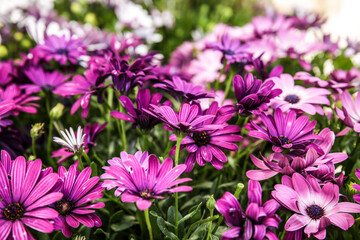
285,94,300,104
306,205,324,220
193,131,211,146
55,199,74,216
279,135,291,145
4,202,25,221
140,189,155,199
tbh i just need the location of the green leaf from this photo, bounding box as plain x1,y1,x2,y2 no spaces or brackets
157,216,179,240
94,228,110,239
167,206,185,238
178,202,202,224
110,215,136,232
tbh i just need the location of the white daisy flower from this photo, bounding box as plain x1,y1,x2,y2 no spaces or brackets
53,126,86,152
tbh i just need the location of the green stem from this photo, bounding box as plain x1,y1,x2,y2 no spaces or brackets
211,215,224,235
93,151,105,166
206,209,214,240
32,137,36,158
142,133,148,151
183,215,219,240
46,119,57,169
144,209,153,240
223,73,234,101
174,134,184,236
119,104,127,151
215,60,227,91
76,152,84,170
82,150,92,166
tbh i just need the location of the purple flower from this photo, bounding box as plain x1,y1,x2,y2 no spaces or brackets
111,89,171,130
215,180,281,240
33,35,86,65
207,34,251,64
269,74,330,115
145,102,221,133
0,156,63,239
272,173,360,239
336,91,360,133
53,163,105,237
0,61,14,86
56,69,105,118
233,73,282,116
23,67,70,94
0,84,40,114
250,14,293,38
109,56,156,93
0,100,15,130
246,108,321,152
101,153,192,210
247,128,348,181
169,102,242,172
290,13,325,29
154,76,214,102
352,169,360,203
294,72,329,88
329,68,360,94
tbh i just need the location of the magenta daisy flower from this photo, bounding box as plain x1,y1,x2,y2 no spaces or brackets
23,67,70,94
34,35,86,65
53,163,105,237
215,180,281,240
0,84,40,115
269,74,330,115
246,108,321,152
0,156,63,239
101,153,192,210
0,100,15,130
329,68,360,94
336,91,360,133
55,69,105,118
145,102,221,133
207,34,251,63
233,73,282,116
247,128,348,181
272,173,360,239
352,169,360,203
111,89,171,130
154,76,214,102
169,102,242,172
0,61,13,86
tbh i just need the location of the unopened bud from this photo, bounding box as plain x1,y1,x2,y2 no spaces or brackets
50,103,64,120
30,123,45,139
206,195,216,210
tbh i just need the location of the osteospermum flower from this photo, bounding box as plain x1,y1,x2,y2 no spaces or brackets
53,126,86,153
111,89,171,130
154,76,214,102
272,173,360,239
352,169,360,203
101,154,192,210
23,67,70,94
0,101,15,130
247,128,348,181
54,163,105,237
269,74,330,115
52,123,107,164
0,156,63,239
145,102,221,133
336,91,360,133
233,73,282,116
55,69,105,118
169,102,242,172
215,180,281,240
207,34,251,63
246,108,321,152
33,35,86,65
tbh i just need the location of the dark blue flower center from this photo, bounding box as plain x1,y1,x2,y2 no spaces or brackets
306,205,324,220
140,189,155,199
55,48,68,55
285,94,300,104
279,135,291,145
224,49,235,55
193,131,211,146
4,202,25,221
55,199,74,216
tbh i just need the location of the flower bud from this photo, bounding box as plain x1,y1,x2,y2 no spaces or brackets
50,103,64,120
206,195,216,210
30,123,45,139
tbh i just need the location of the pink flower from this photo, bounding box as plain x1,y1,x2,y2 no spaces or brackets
272,173,360,239
336,90,360,133
269,74,330,115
